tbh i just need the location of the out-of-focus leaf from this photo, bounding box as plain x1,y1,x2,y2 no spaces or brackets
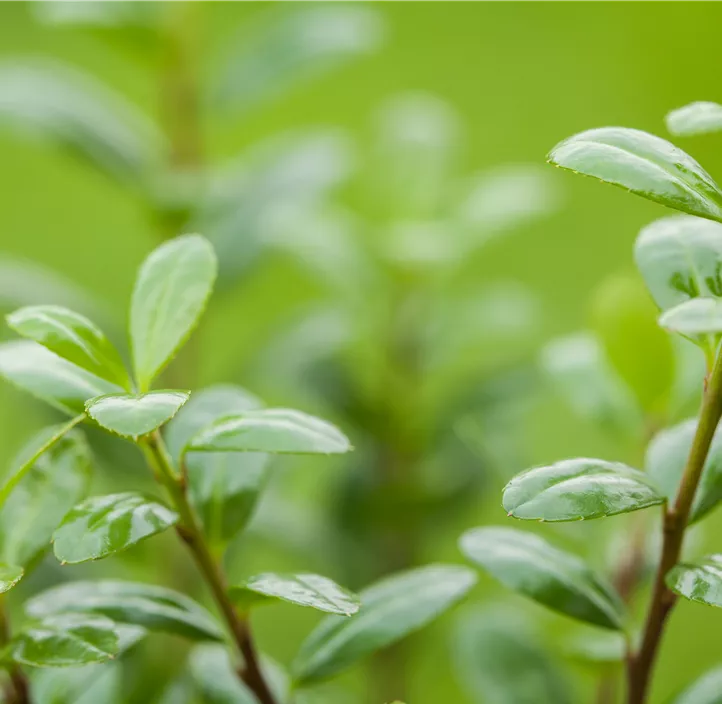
130,235,217,391
86,390,189,438
503,458,664,522
460,527,624,630
26,580,224,642
667,554,722,608
563,628,625,668
0,429,91,568
212,6,383,114
53,492,178,564
292,564,476,684
548,127,722,222
0,62,163,184
229,573,360,616
35,1,161,28
647,418,722,523
671,666,722,704
7,305,129,388
7,614,119,668
165,385,268,547
453,607,572,704
541,333,642,439
667,102,722,137
0,564,23,593
591,274,675,413
186,409,351,456
0,341,123,415
660,298,722,341
31,661,123,704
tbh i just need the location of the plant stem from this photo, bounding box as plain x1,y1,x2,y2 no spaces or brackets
141,433,278,704
627,351,722,703
0,597,29,704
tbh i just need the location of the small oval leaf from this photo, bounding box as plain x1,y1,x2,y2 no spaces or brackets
503,458,664,522
548,127,722,222
0,564,23,594
666,554,722,608
26,580,224,642
660,298,722,337
53,492,178,564
230,573,360,616
186,408,351,455
459,527,624,630
130,235,217,391
7,305,129,388
8,614,119,668
667,102,722,137
86,390,190,438
291,564,476,684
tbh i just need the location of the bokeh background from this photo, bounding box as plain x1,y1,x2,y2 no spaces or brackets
1,3,722,703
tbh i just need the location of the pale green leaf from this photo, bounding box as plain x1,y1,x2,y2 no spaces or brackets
548,127,722,222
26,579,224,642
86,390,189,438
53,492,178,564
32,662,123,704
460,527,624,630
671,666,722,704
7,305,129,388
292,564,476,684
660,298,722,337
667,102,722,137
186,408,351,456
0,564,23,593
130,235,217,391
230,573,360,616
667,554,722,608
503,458,664,522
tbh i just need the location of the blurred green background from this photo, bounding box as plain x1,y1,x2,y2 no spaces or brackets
2,2,722,703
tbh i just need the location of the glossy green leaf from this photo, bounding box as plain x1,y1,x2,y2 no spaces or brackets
26,580,224,642
7,305,129,388
53,492,178,564
186,408,351,456
165,385,268,547
660,298,722,337
32,662,123,704
453,608,572,704
130,235,217,391
0,564,23,593
7,614,119,668
671,666,722,704
548,127,722,222
0,62,162,184
0,340,123,415
666,554,722,608
230,573,360,616
460,527,624,630
667,102,722,137
292,564,476,684
212,6,383,114
647,419,722,523
0,428,91,568
86,390,189,438
502,458,664,522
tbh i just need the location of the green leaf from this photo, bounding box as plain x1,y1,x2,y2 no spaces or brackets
660,298,722,337
35,1,161,28
563,628,625,668
212,6,383,114
548,127,722,221
459,527,624,630
0,340,123,415
671,666,722,704
186,408,351,456
667,102,722,137
165,385,268,547
32,662,123,704
85,390,190,438
0,62,162,184
7,305,129,388
666,554,722,608
502,458,664,522
647,419,722,523
26,580,224,642
292,564,476,684
229,573,360,616
7,614,119,668
0,564,23,593
130,235,217,391
53,492,178,564
453,607,572,704
0,428,91,568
